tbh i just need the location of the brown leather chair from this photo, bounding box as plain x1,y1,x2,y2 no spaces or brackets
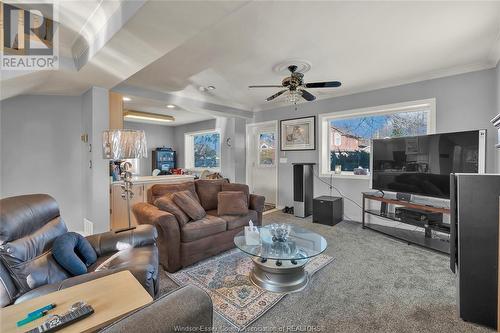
133,180,265,273
0,194,160,307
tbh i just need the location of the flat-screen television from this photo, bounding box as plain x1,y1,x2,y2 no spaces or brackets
371,130,486,199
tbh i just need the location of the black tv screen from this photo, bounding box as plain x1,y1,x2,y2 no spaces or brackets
372,130,484,198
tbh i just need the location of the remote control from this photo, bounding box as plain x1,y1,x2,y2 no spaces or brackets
25,304,94,333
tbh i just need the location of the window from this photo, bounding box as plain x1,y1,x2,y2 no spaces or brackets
319,99,436,178
258,132,276,166
185,130,221,170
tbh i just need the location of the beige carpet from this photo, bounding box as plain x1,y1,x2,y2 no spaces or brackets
167,249,333,330
159,211,493,332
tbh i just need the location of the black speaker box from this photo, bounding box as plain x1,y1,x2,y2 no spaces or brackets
313,196,343,226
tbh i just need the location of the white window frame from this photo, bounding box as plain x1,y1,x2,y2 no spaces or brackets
319,98,436,179
184,129,222,171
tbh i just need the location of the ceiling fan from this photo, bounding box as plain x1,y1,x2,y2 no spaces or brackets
249,65,341,103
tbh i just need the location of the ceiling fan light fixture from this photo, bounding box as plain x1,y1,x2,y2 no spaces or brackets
287,90,301,104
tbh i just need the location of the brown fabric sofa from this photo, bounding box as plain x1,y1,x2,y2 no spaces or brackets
133,180,265,273
0,194,160,307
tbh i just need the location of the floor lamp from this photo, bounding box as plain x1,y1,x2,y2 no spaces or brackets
103,129,147,232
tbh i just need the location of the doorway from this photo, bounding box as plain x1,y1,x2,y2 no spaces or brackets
246,121,278,209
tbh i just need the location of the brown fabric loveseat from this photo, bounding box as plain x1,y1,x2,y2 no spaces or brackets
132,180,265,273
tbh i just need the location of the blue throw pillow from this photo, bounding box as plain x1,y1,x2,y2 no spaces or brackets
52,232,97,276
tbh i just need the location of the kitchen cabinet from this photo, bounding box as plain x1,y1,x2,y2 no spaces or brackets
110,175,194,230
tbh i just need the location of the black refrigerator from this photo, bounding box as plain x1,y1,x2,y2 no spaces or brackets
450,173,500,329
152,148,176,173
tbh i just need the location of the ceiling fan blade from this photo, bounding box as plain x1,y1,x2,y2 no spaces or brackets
300,89,316,101
304,81,342,88
266,89,288,101
249,85,283,88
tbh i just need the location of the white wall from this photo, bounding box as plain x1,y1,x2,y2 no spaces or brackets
0,88,110,234
1,95,84,231
82,87,110,234
254,68,498,220
124,121,175,176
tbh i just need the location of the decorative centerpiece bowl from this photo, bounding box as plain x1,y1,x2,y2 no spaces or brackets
269,223,291,242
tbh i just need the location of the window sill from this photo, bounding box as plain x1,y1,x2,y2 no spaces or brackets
319,173,370,180
188,168,221,172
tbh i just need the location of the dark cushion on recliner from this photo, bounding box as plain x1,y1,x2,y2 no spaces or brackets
52,232,97,276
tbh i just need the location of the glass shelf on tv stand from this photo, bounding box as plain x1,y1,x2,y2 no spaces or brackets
362,192,451,255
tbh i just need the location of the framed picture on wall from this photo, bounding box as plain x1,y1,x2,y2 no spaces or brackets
280,116,316,151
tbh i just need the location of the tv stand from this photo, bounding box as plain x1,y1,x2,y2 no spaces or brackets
362,192,451,254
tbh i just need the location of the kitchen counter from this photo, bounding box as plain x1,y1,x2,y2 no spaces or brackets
111,175,194,185
110,174,195,229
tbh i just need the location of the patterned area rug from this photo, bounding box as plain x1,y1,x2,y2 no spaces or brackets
167,249,334,330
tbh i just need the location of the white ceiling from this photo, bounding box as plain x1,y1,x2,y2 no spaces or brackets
122,96,214,126
2,1,500,114
123,1,500,111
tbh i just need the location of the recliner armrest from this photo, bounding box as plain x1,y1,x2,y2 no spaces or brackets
249,194,265,212
86,224,157,256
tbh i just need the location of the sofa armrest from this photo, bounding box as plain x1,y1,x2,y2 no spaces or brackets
132,203,182,272
100,285,213,333
249,194,265,212
86,224,157,257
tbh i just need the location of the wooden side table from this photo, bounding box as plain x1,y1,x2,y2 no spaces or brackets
0,270,152,333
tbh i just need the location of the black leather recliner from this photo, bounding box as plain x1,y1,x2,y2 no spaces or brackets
0,194,160,307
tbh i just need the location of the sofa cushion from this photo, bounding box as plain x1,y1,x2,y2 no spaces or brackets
149,182,199,204
181,215,227,242
220,210,258,230
154,195,191,226
52,232,97,276
173,191,206,221
221,183,250,206
218,191,249,216
195,179,228,211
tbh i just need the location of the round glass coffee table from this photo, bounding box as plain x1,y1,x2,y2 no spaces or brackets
234,224,327,292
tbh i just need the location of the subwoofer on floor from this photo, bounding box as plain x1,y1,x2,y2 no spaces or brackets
293,163,315,218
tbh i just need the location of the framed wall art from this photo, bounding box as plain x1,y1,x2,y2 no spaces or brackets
280,116,316,151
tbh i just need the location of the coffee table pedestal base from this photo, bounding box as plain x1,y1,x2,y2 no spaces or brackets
249,257,309,293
